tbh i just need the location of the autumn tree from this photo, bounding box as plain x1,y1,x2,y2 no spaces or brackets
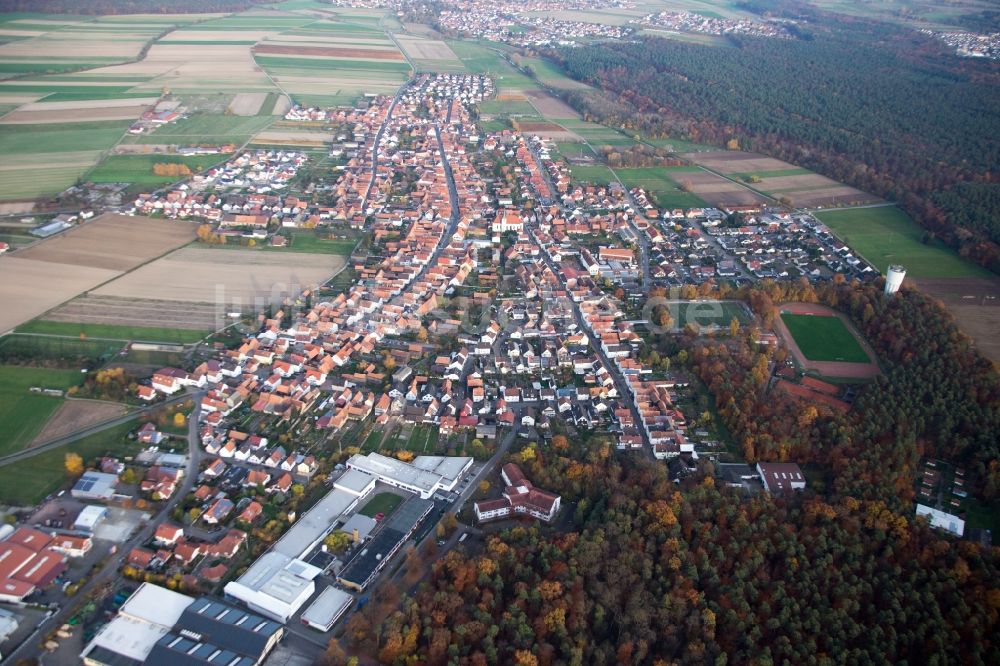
64,452,84,477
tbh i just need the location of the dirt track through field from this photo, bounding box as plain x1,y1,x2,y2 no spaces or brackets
773,302,881,379
30,400,128,447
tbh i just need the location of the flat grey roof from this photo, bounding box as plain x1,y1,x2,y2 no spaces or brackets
273,488,357,559
301,586,353,627
334,468,376,495
412,455,472,482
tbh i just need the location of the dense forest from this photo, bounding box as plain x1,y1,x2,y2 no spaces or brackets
354,456,999,665
688,279,1000,507
552,10,1000,272
0,0,270,13
330,281,1000,665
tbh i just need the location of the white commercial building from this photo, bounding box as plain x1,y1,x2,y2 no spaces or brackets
300,585,354,632
80,583,194,666
916,503,965,537
333,468,377,497
226,486,366,622
345,453,473,499
224,552,321,623
73,505,107,532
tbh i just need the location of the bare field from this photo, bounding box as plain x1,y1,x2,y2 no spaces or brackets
524,90,580,119
15,214,196,272
0,257,118,333
30,400,128,447
93,247,346,305
791,187,882,208
683,150,791,173
271,94,292,116
912,277,1000,362
228,92,268,116
680,171,768,207
0,202,35,214
0,105,150,124
397,37,459,61
760,174,840,191
47,294,222,331
252,128,333,145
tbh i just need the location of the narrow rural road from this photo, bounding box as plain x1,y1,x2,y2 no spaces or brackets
0,391,200,467
6,400,204,664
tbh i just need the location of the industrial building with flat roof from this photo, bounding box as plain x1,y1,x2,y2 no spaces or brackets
226,485,370,622
337,497,434,592
81,583,194,666
146,597,283,666
301,585,354,632
345,453,472,499
224,552,320,624
71,471,119,501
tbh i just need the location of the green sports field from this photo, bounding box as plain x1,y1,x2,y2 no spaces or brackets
816,206,990,279
781,313,870,363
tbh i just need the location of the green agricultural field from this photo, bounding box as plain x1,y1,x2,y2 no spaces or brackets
0,366,83,458
0,120,130,154
781,313,870,363
478,100,536,116
15,321,207,344
816,207,991,278
359,492,404,518
86,153,228,185
254,56,412,74
0,420,137,506
0,334,125,367
571,164,616,185
613,167,707,208
131,114,275,145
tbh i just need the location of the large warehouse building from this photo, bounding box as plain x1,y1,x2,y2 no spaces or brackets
337,497,434,592
345,453,472,499
225,474,374,622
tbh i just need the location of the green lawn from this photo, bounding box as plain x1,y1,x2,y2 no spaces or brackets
571,165,616,185
132,114,275,145
477,100,536,115
15,321,207,344
816,206,990,278
614,167,708,208
359,492,404,518
86,153,228,185
672,300,752,329
781,313,871,363
0,420,137,506
277,232,357,255
0,366,84,458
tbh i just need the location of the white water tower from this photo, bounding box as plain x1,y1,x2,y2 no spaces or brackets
884,265,906,295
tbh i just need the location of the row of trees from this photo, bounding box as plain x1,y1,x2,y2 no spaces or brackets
551,11,1000,272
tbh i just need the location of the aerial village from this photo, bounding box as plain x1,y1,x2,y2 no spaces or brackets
0,72,874,663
